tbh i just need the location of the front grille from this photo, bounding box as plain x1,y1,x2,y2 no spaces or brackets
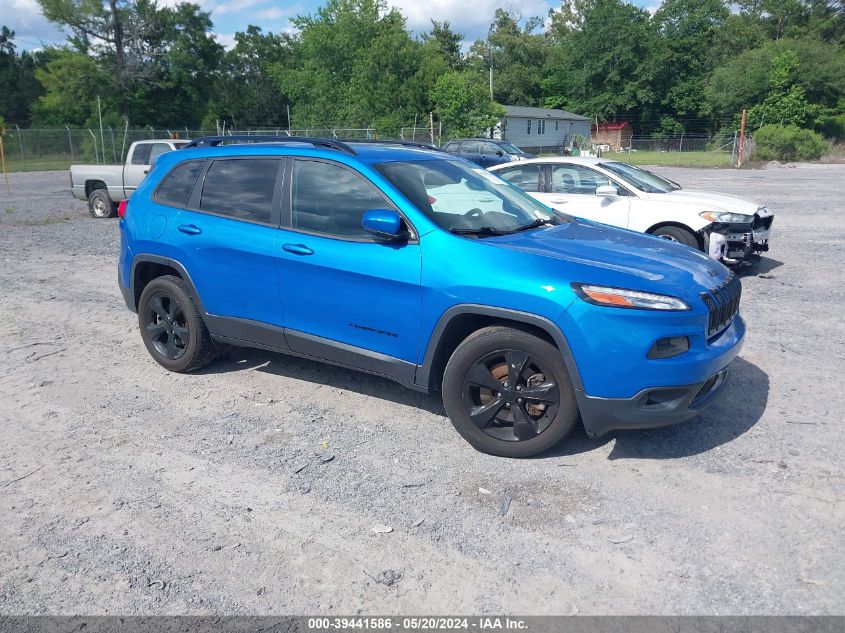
701,273,742,337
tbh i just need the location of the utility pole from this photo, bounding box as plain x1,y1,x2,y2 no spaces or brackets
97,95,105,161
487,47,494,101
737,109,747,168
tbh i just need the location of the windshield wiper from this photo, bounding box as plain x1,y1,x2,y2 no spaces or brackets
449,226,511,236
512,218,557,232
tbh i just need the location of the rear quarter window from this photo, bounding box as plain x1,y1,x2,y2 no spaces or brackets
154,161,205,207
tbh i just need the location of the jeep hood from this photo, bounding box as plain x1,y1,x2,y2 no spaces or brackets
645,189,762,215
488,218,728,296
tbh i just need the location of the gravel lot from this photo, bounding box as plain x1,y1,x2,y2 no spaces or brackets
0,164,843,615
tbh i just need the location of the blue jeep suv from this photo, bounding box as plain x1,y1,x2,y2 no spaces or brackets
118,136,744,457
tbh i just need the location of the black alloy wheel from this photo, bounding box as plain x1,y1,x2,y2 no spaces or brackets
442,326,578,457
462,349,560,442
144,292,189,360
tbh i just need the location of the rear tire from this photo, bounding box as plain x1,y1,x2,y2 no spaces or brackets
88,189,117,218
138,275,215,373
652,225,699,249
441,326,578,458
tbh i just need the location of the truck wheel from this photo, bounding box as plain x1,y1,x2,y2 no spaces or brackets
138,275,216,373
88,189,117,218
441,326,578,458
653,226,699,249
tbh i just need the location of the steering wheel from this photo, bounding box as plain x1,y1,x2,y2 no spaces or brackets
463,208,484,219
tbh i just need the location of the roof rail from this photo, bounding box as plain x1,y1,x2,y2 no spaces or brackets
339,139,444,152
183,135,357,155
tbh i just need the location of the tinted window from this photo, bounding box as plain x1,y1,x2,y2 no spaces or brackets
481,142,501,154
292,160,389,238
148,143,172,165
461,141,481,154
497,164,542,192
156,161,204,207
550,164,613,194
199,159,279,224
131,143,152,165
443,142,459,152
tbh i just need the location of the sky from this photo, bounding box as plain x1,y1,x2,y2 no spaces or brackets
1,0,659,52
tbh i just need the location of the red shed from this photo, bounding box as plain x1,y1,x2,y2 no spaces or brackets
591,121,633,151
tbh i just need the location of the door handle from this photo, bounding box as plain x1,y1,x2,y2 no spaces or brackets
549,199,569,204
282,243,314,256
177,224,202,235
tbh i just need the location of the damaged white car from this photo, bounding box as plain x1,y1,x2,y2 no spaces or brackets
489,157,773,266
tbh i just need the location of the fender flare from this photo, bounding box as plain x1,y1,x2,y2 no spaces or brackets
129,254,207,315
415,304,584,393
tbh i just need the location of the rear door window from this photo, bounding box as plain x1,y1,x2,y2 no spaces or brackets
496,164,542,192
198,158,281,225
148,143,173,165
155,161,204,207
461,141,481,155
131,144,152,165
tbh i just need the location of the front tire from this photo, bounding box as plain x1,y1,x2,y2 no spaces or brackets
138,275,215,373
652,225,699,249
442,326,578,458
88,189,117,218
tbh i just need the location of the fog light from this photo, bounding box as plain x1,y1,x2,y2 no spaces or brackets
648,336,690,359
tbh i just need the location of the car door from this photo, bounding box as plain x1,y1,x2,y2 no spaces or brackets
459,140,482,166
124,142,172,196
170,157,285,328
534,163,630,228
479,142,502,167
495,163,544,196
275,158,422,369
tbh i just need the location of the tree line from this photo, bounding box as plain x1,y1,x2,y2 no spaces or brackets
1,0,843,140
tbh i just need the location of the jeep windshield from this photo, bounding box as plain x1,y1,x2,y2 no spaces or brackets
374,159,564,236
599,161,682,193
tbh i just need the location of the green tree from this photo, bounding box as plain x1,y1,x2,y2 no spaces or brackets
652,0,729,129
204,26,296,129
470,10,550,107
432,70,505,137
745,50,822,127
279,0,427,132
543,0,662,128
705,38,845,123
0,26,44,126
36,0,222,126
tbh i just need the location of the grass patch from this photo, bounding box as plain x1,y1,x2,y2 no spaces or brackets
19,216,71,226
1,155,74,173
602,150,735,168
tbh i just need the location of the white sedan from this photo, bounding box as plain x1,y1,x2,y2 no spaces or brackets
489,157,774,265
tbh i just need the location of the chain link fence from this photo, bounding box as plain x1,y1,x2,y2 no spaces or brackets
0,126,753,172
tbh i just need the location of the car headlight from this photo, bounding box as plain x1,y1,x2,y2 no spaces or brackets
699,211,754,223
572,283,690,311
510,155,525,161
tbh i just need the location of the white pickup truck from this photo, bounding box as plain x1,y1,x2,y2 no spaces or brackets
70,139,190,218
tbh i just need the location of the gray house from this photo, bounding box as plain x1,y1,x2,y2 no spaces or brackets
494,105,592,153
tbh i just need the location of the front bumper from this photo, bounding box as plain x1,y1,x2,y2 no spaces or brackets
578,365,731,438
711,209,774,265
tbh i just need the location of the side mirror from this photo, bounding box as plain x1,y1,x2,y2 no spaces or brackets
496,150,503,157
595,185,618,197
362,209,404,241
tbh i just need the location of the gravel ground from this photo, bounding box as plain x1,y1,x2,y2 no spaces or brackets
0,164,843,615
